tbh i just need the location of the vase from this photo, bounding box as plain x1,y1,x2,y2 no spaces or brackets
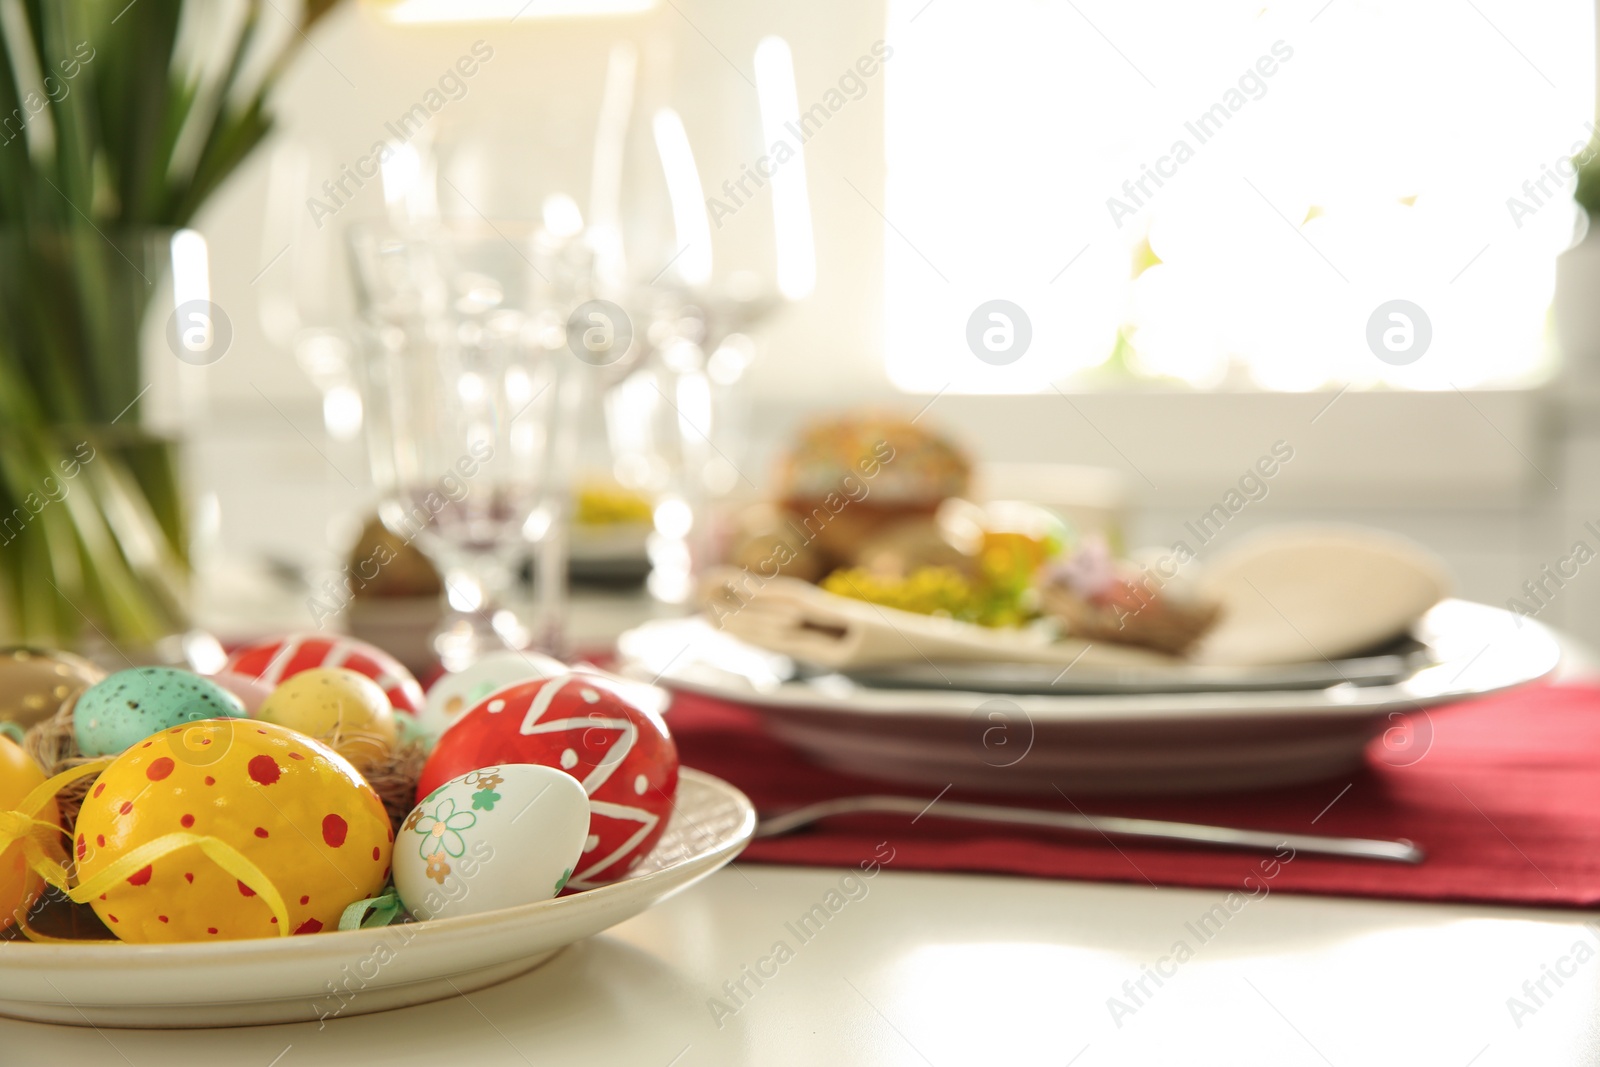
0,227,202,660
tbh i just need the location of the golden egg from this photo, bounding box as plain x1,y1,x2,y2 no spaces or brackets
0,648,104,731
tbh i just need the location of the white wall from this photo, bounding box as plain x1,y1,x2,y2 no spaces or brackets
189,0,896,414
170,0,1599,650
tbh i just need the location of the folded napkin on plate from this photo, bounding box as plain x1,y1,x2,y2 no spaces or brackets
706,572,1167,671
705,525,1453,670
1189,525,1452,665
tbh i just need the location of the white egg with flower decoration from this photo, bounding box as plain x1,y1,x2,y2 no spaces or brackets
392,763,589,921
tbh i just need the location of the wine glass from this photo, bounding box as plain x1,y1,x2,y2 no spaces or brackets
592,34,816,600
346,219,573,667
258,137,371,445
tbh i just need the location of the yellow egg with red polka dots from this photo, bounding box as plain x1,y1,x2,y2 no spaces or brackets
74,719,393,943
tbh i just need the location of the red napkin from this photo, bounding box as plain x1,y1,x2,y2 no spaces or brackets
666,682,1600,908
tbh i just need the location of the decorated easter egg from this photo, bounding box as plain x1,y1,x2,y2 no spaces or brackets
73,668,245,757
419,649,567,740
0,648,104,732
257,668,397,774
418,673,678,888
225,633,424,716
0,735,55,932
74,718,393,943
394,764,587,920
206,671,273,715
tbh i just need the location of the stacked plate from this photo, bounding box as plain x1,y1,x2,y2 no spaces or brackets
616,529,1563,796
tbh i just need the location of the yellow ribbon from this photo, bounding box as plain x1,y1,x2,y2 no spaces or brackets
2,760,110,940
17,759,114,825
66,832,292,937
0,760,113,894
2,758,293,940
0,810,71,895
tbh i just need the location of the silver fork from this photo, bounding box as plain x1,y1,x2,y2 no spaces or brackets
755,795,1424,864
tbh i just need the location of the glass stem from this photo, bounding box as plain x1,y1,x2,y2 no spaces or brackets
435,556,528,672
533,517,569,659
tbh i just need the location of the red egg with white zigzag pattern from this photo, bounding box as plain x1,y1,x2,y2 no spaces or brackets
225,634,424,716
416,673,678,889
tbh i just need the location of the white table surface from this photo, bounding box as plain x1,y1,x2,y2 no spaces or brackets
8,604,1595,1064
3,863,1598,1066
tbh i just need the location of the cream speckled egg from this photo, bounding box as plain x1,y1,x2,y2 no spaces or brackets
393,764,588,920
257,668,397,775
418,650,566,741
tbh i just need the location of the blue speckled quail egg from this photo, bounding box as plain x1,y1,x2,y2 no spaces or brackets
73,667,245,756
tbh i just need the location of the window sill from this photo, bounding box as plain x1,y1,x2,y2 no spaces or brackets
746,387,1551,511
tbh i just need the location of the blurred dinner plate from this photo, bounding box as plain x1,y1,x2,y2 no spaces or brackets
568,522,653,587
0,769,752,1028
616,601,1560,795
822,641,1432,694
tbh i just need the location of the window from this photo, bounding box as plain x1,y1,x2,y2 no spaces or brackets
884,0,1593,393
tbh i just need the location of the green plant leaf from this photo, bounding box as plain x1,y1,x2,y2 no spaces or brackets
170,90,272,227
0,0,346,646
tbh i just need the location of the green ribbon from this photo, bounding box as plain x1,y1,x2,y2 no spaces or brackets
394,711,436,753
338,891,403,931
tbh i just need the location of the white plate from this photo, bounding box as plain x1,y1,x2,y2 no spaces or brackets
618,601,1560,795
0,768,753,1028
826,645,1431,694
